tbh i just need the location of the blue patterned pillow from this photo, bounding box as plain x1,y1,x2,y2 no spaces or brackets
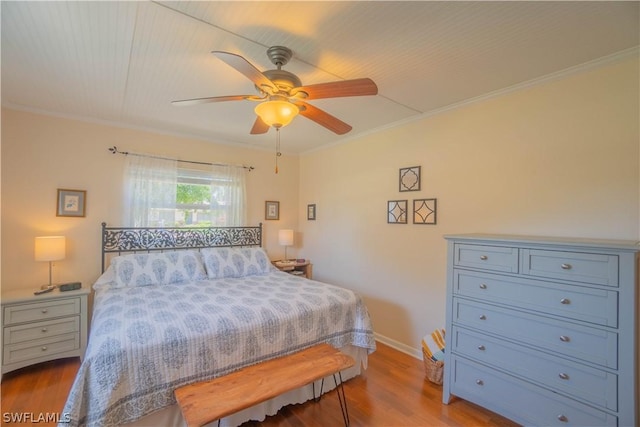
201,247,270,279
111,250,207,288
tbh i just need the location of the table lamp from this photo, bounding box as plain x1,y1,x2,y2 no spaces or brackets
35,236,66,288
278,229,294,264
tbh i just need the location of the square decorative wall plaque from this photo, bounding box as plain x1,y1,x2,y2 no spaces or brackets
413,198,437,224
399,166,421,192
387,200,408,224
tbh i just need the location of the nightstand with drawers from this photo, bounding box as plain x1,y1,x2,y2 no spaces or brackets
443,234,638,427
1,286,89,378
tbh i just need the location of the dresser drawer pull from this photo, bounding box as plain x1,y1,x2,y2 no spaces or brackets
479,283,487,289
560,298,571,305
41,328,48,333
559,335,571,342
41,309,48,314
557,415,568,423
479,255,488,260
479,315,487,320
475,379,484,386
558,372,570,380
560,263,572,270
477,345,486,351
41,346,48,352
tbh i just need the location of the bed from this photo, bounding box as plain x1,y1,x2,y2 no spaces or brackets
60,224,376,427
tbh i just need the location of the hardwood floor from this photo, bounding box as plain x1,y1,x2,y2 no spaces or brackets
1,342,518,426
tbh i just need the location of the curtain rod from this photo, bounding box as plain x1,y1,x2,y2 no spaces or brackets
108,146,254,171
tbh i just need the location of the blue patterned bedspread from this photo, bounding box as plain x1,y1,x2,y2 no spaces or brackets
60,271,375,426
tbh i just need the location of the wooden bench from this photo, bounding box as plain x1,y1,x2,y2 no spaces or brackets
174,343,355,427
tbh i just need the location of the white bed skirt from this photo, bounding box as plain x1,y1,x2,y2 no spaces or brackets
125,345,368,427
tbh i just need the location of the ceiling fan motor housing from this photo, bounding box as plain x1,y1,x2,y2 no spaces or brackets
262,69,302,93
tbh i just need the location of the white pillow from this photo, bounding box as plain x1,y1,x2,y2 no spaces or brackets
111,250,207,288
201,247,270,279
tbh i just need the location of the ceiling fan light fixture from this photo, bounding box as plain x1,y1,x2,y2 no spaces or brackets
254,99,299,128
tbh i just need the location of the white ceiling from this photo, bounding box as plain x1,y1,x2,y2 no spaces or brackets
2,1,638,154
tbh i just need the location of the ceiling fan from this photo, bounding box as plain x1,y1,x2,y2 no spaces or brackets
172,46,378,135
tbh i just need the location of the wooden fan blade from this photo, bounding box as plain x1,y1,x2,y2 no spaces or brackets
296,101,352,135
291,78,378,100
212,51,277,92
250,117,270,134
172,95,262,106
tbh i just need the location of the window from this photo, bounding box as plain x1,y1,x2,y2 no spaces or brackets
123,155,246,227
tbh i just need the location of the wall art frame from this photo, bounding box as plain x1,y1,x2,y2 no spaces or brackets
265,201,280,220
399,166,421,192
307,204,316,221
57,189,86,217
387,200,408,224
413,198,437,225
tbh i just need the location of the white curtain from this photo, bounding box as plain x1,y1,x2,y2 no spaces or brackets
123,155,178,227
210,164,247,226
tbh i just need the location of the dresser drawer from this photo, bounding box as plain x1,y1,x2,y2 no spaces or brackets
451,327,617,410
453,298,617,368
450,356,617,427
521,249,619,286
3,297,81,325
4,317,80,345
453,270,618,327
3,333,79,365
453,244,519,273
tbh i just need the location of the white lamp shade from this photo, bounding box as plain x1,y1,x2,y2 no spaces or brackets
278,229,294,246
35,236,66,261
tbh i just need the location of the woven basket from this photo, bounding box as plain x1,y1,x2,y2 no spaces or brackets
422,348,444,385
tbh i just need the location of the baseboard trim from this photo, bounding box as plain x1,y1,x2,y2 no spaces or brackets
374,332,421,360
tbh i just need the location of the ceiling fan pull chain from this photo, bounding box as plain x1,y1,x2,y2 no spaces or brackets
275,127,282,174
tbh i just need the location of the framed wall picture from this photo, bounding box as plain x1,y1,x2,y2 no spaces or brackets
399,166,421,192
265,201,280,220
413,198,437,224
307,204,316,220
387,200,408,224
57,189,86,217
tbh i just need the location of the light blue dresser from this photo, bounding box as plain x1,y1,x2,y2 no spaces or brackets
443,234,638,427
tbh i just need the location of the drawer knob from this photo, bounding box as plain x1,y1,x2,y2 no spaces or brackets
41,328,48,333
41,346,48,352
41,309,48,314
558,373,570,380
480,255,488,261
557,415,568,423
477,345,486,351
475,379,484,386
560,298,571,305
479,314,487,320
479,283,487,289
561,263,572,270
559,335,571,342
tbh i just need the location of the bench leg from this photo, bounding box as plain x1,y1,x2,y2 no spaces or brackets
310,373,350,426
333,372,350,427
312,378,324,402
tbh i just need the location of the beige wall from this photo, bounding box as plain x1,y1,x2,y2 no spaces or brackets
299,56,640,354
2,56,638,357
1,110,300,292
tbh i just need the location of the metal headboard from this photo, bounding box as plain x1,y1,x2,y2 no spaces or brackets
101,222,262,272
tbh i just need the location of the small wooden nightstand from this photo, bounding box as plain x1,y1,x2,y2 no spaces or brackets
273,260,313,280
1,286,89,379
